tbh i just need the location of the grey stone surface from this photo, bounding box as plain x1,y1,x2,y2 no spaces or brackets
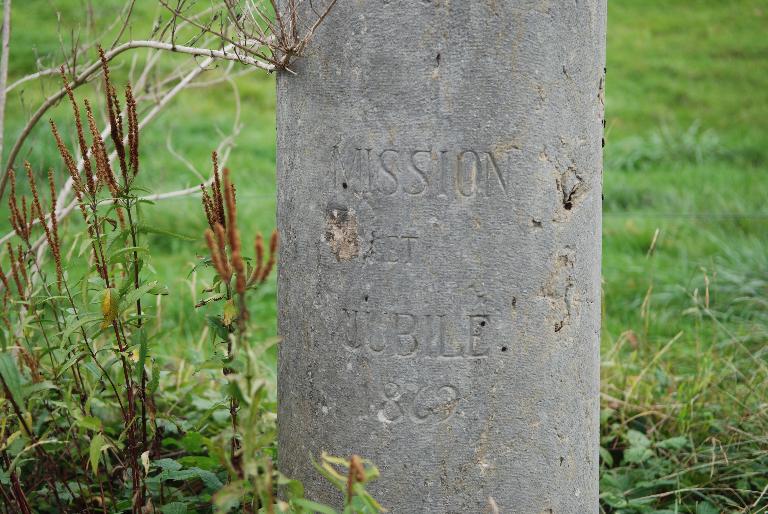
277,1,606,512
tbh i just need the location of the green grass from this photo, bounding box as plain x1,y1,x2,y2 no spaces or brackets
2,0,767,512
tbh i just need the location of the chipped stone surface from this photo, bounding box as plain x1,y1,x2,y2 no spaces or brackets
277,1,606,512
324,205,359,261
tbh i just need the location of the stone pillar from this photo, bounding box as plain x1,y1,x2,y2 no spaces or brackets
277,1,606,511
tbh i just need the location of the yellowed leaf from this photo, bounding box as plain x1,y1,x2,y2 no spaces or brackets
222,299,237,326
101,288,118,329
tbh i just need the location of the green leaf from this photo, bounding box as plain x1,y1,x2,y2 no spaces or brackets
134,329,148,384
206,315,229,341
656,436,688,450
55,352,87,379
138,224,196,241
118,281,161,312
599,446,614,467
291,498,339,514
22,380,57,398
109,246,149,264
277,473,305,500
161,502,188,514
695,502,720,514
153,458,182,472
191,467,223,489
60,313,102,345
89,434,107,475
149,361,160,394
0,353,25,410
626,429,651,449
624,446,653,464
77,416,102,432
180,432,206,453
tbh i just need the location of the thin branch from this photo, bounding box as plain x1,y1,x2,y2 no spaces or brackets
7,65,81,93
0,0,11,176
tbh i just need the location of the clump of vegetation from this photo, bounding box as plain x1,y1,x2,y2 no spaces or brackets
598,238,768,513
606,122,726,172
0,56,381,513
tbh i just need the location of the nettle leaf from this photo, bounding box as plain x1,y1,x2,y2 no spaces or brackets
599,446,614,467
623,446,654,464
161,502,188,514
0,353,26,410
695,502,720,514
655,436,688,450
154,458,182,472
180,432,207,453
626,429,651,449
206,315,229,341
192,468,223,490
178,455,218,471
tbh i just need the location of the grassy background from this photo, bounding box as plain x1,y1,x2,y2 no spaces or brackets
3,0,767,511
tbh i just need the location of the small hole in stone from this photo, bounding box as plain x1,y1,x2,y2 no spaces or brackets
342,182,348,189
480,320,486,327
564,201,572,210
501,346,508,352
364,295,369,302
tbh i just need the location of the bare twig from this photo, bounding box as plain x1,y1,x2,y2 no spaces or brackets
0,0,11,176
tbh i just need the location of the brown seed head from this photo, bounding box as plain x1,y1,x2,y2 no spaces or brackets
99,46,128,185
85,99,119,195
60,66,94,193
211,152,225,226
205,228,231,282
126,83,139,176
257,230,279,283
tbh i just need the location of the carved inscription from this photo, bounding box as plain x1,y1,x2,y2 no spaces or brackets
331,146,509,198
377,382,459,424
364,233,418,264
337,309,490,358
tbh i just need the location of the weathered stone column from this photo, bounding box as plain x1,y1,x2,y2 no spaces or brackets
277,1,606,511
